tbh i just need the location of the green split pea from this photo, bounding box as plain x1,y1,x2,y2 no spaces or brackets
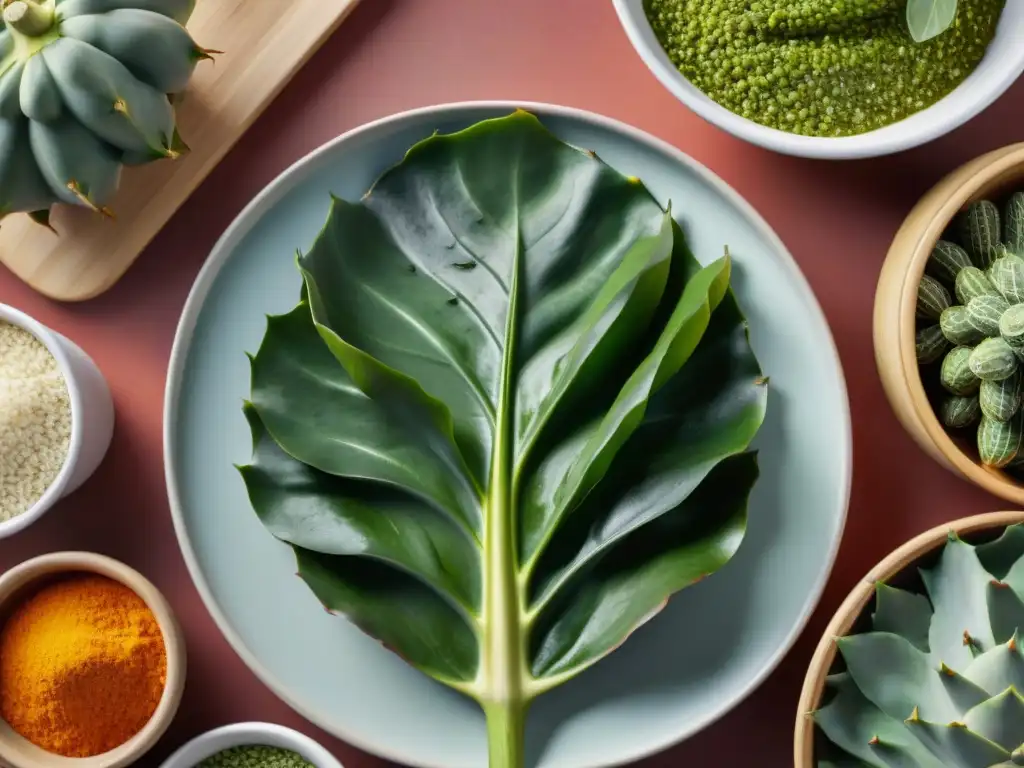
644,0,1005,137
195,745,315,768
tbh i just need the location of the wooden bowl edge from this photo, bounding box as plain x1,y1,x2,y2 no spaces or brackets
0,552,186,768
874,143,1024,505
793,509,1024,767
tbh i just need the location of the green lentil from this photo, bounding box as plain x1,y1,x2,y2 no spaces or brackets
644,0,1005,137
195,745,315,768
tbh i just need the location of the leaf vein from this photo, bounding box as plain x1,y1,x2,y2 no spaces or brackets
429,179,510,298
360,282,497,424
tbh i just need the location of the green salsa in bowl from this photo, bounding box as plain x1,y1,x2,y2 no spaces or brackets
613,0,1024,159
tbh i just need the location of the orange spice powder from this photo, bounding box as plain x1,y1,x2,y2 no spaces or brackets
0,573,167,757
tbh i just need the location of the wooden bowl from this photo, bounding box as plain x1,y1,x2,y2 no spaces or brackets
875,143,1024,504
0,552,187,768
793,509,1024,767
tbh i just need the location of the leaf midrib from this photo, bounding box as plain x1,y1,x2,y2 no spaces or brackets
479,151,530,708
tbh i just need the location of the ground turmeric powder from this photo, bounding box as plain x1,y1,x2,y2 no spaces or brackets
0,572,167,757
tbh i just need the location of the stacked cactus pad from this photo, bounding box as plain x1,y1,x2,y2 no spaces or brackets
813,524,1024,768
917,190,1024,469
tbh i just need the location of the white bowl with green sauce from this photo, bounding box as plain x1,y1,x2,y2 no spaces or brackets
158,723,344,768
613,0,1024,159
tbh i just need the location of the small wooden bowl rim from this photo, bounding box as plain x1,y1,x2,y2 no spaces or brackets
793,509,1024,767
891,143,1024,504
0,552,187,768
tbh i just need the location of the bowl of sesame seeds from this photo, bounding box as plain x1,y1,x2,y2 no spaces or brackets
0,304,114,537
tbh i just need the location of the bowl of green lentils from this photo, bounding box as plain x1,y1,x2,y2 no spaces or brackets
159,723,344,768
613,0,1024,159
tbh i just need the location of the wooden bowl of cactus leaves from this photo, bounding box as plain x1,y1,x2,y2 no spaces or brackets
794,509,1024,768
875,144,1024,504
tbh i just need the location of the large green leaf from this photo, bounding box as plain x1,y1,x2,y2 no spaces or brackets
239,111,768,767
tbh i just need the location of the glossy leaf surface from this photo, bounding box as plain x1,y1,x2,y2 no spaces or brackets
240,112,767,767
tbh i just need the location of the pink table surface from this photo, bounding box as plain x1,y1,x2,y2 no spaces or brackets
2,1,1023,766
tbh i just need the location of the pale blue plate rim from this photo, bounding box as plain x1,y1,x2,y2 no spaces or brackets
163,100,852,767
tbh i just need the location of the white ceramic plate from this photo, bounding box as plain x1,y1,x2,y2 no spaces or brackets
164,101,852,768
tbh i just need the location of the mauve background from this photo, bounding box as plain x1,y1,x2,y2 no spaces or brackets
1,1,1022,765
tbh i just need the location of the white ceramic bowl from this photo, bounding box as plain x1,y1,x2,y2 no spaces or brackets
159,723,344,768
0,304,114,537
613,0,1024,159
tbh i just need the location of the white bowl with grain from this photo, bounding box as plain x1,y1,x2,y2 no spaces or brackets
0,304,114,537
159,723,344,768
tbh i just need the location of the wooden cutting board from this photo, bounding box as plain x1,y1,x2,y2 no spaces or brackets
0,0,361,302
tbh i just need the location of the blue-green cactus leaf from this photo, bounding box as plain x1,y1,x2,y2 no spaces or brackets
987,581,1024,644
56,0,195,25
836,633,958,723
962,686,1024,751
866,742,940,768
29,113,121,210
872,583,932,653
19,52,62,123
818,526,1024,768
813,672,945,768
0,0,203,220
41,37,175,156
921,534,996,668
937,664,989,714
903,717,1010,768
1003,556,1024,599
978,525,1024,580
0,61,24,118
963,633,1024,695
60,9,202,94
0,117,56,214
